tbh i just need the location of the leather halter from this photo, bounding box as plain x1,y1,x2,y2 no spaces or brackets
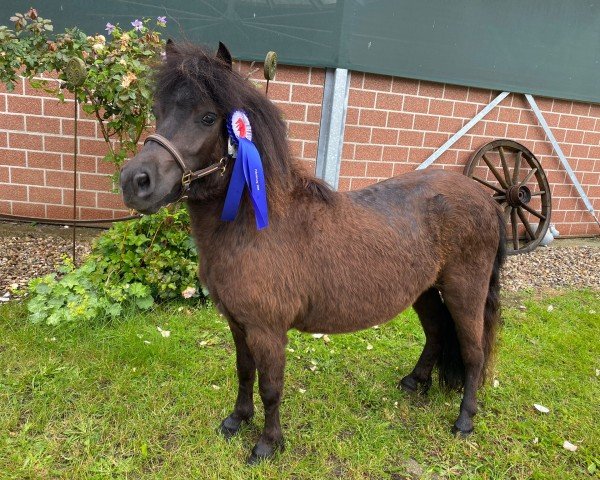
144,133,229,202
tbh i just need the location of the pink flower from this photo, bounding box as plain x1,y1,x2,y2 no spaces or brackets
131,19,143,31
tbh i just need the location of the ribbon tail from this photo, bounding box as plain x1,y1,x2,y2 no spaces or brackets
220,154,246,222
240,138,269,230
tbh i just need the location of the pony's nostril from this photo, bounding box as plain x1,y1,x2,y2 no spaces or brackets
133,171,151,196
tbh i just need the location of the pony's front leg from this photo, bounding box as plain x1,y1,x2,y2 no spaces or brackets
245,328,287,464
219,320,256,439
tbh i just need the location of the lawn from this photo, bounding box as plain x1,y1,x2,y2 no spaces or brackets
0,290,598,479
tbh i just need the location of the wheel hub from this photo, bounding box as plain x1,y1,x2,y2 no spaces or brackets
507,184,531,207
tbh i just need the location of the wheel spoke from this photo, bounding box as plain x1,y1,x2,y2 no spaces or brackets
512,151,522,185
519,167,537,187
472,176,505,195
493,194,506,201
498,147,512,185
530,190,546,196
521,202,546,220
517,206,535,240
510,207,519,250
482,154,509,188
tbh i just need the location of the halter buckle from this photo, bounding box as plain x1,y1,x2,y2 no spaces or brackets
182,171,192,187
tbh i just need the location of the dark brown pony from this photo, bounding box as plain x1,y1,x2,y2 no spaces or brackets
121,41,506,464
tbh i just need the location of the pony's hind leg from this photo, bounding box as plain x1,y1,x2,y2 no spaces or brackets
219,320,256,439
400,288,447,394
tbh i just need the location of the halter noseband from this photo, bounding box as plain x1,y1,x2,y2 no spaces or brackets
144,133,230,202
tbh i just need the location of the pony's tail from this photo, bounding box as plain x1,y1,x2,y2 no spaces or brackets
438,209,506,390
481,209,507,382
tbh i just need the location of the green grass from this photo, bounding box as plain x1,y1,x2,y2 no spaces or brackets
0,291,598,479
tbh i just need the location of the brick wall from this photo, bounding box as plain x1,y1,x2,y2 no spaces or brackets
1,65,599,236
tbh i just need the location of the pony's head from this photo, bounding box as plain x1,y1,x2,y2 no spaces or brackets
120,41,291,214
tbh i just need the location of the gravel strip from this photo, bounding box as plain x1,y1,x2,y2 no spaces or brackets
0,222,598,301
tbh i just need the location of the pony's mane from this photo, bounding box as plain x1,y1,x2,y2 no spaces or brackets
154,42,336,206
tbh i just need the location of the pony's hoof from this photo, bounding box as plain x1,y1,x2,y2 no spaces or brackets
246,439,284,465
218,415,243,440
451,424,474,438
399,375,431,395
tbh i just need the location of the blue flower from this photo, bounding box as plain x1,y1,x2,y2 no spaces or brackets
131,19,143,31
157,16,167,26
105,22,115,35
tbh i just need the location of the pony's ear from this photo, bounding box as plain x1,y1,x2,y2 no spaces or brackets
216,41,232,69
165,38,176,57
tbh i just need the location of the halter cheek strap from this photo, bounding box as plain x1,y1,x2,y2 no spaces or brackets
144,133,229,201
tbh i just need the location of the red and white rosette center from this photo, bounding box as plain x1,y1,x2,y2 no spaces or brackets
230,110,252,142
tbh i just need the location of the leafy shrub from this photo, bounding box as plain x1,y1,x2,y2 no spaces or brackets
28,207,203,325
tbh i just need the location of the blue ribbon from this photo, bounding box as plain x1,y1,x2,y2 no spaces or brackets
221,138,268,229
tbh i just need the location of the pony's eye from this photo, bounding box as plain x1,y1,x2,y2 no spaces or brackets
200,113,217,126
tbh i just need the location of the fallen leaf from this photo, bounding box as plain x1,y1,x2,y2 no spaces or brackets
366,344,373,350
211,384,220,390
547,305,554,312
312,333,324,339
298,388,306,394
157,326,171,338
143,340,151,345
534,404,550,413
532,437,539,444
563,440,577,452
323,334,331,344
493,379,500,388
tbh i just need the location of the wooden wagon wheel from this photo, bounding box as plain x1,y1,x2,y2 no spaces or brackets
464,139,551,255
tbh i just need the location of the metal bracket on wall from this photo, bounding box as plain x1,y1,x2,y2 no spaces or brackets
316,68,350,190
416,91,599,227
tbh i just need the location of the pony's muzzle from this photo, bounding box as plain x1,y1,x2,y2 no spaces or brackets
132,171,152,198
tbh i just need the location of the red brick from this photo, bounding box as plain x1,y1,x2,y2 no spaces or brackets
28,152,62,170
564,129,584,144
582,131,600,145
359,109,387,127
264,83,290,102
62,118,97,137
345,107,359,125
363,73,391,92
306,105,322,123
11,167,44,186
577,116,596,131
428,99,454,116
0,166,8,182
371,128,399,145
26,116,61,134
340,160,367,177
29,186,62,204
393,161,415,176
0,78,23,95
452,102,478,119
571,102,590,116
571,144,590,158
0,149,26,166
279,102,306,122
410,147,436,163
0,113,25,130
350,72,364,89
337,177,351,191
46,170,73,188
576,159,596,172
484,122,507,137
7,96,42,115
12,202,45,218
387,112,414,129
354,144,382,161
44,135,73,153
309,68,325,86
63,190,97,207
79,173,112,191
0,94,6,112
8,133,43,151
383,145,410,162
438,117,464,133
424,132,450,148
79,207,115,220
0,184,27,201
46,205,73,219
391,78,418,95
526,125,545,141
97,159,118,175
497,107,520,123
350,177,377,190
348,90,376,108
345,126,371,143
558,114,578,129
277,65,310,84
534,97,554,112
303,141,318,160
467,88,491,104
403,96,429,114
375,92,403,111
288,139,302,158
413,114,439,131
366,161,393,178
399,131,424,147
540,111,560,128
443,84,468,101
341,143,355,160
80,139,110,157
291,85,323,104
23,79,60,97
551,100,571,114
287,122,319,141
62,154,97,173
417,81,444,98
